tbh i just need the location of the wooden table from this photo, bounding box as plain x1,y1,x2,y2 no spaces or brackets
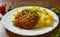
0,0,60,37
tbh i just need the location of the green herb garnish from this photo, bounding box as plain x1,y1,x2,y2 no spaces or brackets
31,14,37,19
0,17,2,21
8,6,13,11
51,29,60,37
50,8,60,14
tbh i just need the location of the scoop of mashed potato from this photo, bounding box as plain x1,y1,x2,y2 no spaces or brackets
33,8,53,29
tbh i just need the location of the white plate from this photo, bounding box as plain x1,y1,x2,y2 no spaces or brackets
1,6,59,36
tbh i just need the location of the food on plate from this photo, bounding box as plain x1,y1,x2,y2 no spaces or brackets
50,8,60,14
13,8,39,29
12,7,53,29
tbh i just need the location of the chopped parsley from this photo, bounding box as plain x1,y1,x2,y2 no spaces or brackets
31,14,37,19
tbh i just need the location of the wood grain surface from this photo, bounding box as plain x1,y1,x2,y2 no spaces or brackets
0,0,60,37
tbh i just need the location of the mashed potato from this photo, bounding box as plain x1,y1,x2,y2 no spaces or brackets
33,8,53,29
